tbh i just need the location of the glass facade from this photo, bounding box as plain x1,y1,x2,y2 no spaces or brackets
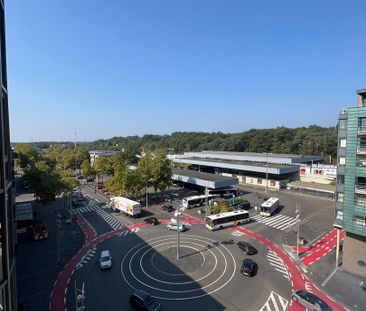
0,1,17,310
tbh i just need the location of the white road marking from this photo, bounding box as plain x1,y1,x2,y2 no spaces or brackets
259,291,288,311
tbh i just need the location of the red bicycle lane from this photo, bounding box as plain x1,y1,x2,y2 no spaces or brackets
49,214,149,311
233,226,346,311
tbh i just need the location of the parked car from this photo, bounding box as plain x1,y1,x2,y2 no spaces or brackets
237,241,257,255
144,217,159,226
167,222,188,232
99,250,112,270
240,259,257,277
162,203,174,212
291,290,332,311
130,289,160,311
31,222,48,241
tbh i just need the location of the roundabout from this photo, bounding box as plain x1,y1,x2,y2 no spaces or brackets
120,235,237,300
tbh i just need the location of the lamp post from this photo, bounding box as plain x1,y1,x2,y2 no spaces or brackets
145,178,153,208
265,153,269,194
205,187,208,218
175,208,181,259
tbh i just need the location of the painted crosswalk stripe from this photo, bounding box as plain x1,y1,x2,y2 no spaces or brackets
251,213,298,231
259,291,288,311
267,251,290,280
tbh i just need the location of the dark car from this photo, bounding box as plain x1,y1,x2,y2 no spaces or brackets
237,241,257,255
144,217,159,226
162,203,174,212
31,222,49,241
130,289,160,311
235,201,251,210
291,290,332,311
241,259,257,277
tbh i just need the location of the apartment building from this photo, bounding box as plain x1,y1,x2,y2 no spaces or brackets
336,88,366,276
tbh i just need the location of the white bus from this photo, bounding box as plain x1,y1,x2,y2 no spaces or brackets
208,187,237,198
260,197,279,217
182,194,216,209
206,210,250,231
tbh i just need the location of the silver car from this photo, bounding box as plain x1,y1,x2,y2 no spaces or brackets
291,290,332,311
166,223,187,232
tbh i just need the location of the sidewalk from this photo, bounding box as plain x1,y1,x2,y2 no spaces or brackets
306,246,365,311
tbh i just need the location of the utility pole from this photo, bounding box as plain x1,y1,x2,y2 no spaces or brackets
205,187,208,218
56,212,63,265
75,281,85,311
175,208,181,259
265,153,269,194
295,203,300,261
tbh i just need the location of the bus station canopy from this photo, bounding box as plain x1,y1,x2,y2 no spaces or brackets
172,168,238,189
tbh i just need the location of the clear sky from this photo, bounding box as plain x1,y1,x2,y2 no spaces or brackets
6,0,366,142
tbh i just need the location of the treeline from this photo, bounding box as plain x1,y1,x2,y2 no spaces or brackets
20,125,338,163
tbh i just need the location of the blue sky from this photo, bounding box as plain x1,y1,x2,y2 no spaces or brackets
6,0,366,142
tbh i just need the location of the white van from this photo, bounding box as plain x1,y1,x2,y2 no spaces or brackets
99,250,112,269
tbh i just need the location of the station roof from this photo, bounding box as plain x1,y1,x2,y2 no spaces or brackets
172,168,238,189
174,157,298,175
181,151,321,165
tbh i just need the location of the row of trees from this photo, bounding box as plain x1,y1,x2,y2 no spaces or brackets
14,142,172,202
14,144,90,202
95,150,172,199
23,126,338,164
80,125,337,163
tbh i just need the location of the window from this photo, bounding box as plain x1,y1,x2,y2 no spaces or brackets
340,139,346,148
257,179,262,185
270,180,276,187
337,175,344,184
337,193,344,202
338,157,346,166
353,216,366,226
363,97,366,107
339,119,347,130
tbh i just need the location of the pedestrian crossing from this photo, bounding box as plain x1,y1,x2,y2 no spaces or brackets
266,250,290,280
95,207,125,231
70,201,125,231
76,247,97,269
251,213,299,231
259,291,288,311
70,204,99,215
118,227,141,237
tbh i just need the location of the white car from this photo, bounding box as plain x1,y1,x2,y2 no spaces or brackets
99,250,112,269
291,290,332,311
166,223,187,232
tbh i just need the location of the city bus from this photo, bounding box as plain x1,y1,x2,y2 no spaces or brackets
208,187,237,198
260,197,279,217
206,210,250,231
182,194,216,209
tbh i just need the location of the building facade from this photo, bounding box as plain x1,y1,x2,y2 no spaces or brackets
0,0,17,309
336,88,366,276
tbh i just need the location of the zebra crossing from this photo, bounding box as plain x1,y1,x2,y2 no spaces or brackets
70,201,125,231
70,204,99,215
76,247,97,269
95,207,125,231
118,227,141,237
251,213,299,231
259,291,288,311
266,250,290,280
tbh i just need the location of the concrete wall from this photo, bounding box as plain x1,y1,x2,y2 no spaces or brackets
241,176,288,190
343,233,366,277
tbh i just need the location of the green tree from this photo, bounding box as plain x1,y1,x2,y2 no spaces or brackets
14,144,40,168
80,160,96,179
151,150,172,192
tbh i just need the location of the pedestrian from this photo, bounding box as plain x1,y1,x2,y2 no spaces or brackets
360,278,366,291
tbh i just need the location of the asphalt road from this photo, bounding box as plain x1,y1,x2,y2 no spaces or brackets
69,223,291,311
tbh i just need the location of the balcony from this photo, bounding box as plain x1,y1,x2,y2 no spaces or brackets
357,146,366,154
355,184,366,194
358,126,366,135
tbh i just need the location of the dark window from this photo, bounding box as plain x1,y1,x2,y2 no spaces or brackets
339,119,347,130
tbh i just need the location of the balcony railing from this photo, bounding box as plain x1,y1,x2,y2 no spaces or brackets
358,126,366,135
357,146,366,154
355,184,366,194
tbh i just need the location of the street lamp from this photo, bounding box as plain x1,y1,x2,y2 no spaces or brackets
265,153,269,194
145,178,153,208
174,208,182,259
